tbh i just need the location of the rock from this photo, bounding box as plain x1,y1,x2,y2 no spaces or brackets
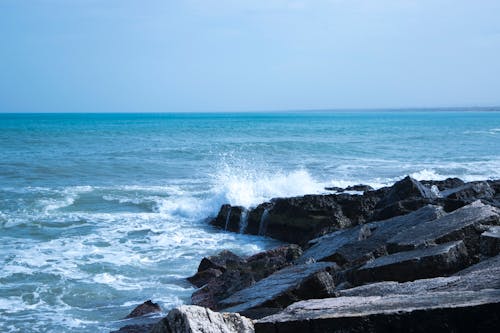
210,205,247,233
219,262,338,318
441,181,495,202
387,201,500,255
300,205,445,267
324,186,343,192
421,177,465,191
187,268,223,288
151,305,254,333
338,254,500,297
480,226,500,256
255,289,500,333
261,195,352,244
113,323,157,333
348,241,469,285
344,184,374,192
125,300,162,319
375,176,437,210
188,250,244,288
191,245,302,310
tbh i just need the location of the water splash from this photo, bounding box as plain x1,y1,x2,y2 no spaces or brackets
239,209,248,234
258,209,269,236
224,207,232,230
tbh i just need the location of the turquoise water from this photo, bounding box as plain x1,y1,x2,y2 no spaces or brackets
1,110,500,332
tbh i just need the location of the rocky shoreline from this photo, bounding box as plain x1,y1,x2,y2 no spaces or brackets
115,176,500,332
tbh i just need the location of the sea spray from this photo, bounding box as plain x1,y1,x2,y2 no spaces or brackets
239,209,249,234
258,209,269,236
224,207,232,230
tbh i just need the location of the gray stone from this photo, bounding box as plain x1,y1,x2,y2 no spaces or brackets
349,241,468,285
255,289,500,333
300,205,445,266
338,253,500,297
387,201,500,254
480,226,500,256
151,305,254,333
219,262,337,317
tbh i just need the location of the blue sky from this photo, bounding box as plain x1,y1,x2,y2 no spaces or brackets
1,0,499,112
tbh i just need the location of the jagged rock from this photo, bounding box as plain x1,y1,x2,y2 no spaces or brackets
344,184,374,192
255,289,500,333
219,262,337,318
387,201,500,255
113,323,156,333
261,195,352,244
188,250,244,288
421,177,466,191
187,268,223,288
441,181,495,202
300,205,445,266
125,300,162,319
151,305,254,333
338,254,500,297
348,241,469,285
480,226,500,256
191,245,302,309
375,176,437,210
210,205,247,233
324,186,343,192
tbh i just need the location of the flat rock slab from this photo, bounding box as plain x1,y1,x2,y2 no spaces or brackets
151,305,254,333
300,205,445,266
480,226,500,256
255,290,500,333
349,241,468,285
220,262,337,316
387,201,500,253
338,253,500,297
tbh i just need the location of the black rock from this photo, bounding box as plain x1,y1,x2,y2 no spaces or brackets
125,300,162,319
255,290,500,333
300,205,446,267
219,262,338,318
387,201,500,256
348,241,469,285
191,245,302,310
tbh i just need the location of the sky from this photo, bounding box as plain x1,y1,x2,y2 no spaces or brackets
1,0,499,112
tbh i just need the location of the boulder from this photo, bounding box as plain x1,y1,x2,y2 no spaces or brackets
260,195,352,244
338,253,500,297
210,205,247,233
255,290,500,333
300,205,445,267
151,305,254,333
480,226,500,256
441,181,495,202
191,245,302,310
387,201,500,255
421,177,465,191
188,250,244,288
344,184,374,192
348,241,469,285
219,262,337,318
375,176,437,211
125,300,162,319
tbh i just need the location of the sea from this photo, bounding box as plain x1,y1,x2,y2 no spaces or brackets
1,110,499,332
